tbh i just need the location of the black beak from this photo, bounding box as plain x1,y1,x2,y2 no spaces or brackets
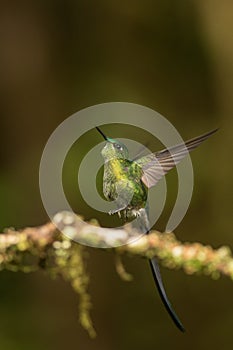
96,126,108,140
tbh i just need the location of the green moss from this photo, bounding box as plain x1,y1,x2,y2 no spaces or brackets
0,230,95,338
50,237,96,337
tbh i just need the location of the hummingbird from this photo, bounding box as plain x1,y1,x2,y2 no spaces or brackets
96,126,217,332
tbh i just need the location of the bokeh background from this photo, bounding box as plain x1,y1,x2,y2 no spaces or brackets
0,1,232,349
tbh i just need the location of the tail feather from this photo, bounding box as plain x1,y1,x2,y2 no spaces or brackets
138,208,185,331
149,258,185,332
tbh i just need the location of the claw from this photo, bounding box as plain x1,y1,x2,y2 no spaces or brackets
118,212,122,219
131,209,140,218
108,206,127,216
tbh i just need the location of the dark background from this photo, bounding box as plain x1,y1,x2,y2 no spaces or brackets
0,1,232,349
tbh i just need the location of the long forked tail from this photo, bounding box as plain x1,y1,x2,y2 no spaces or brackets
149,257,185,332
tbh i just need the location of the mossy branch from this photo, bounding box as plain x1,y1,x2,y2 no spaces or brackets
1,211,233,337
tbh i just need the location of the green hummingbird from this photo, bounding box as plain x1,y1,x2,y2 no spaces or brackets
96,126,217,332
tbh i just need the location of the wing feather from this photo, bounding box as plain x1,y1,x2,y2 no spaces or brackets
136,129,218,188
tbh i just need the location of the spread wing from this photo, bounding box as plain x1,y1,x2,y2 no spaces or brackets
136,129,218,188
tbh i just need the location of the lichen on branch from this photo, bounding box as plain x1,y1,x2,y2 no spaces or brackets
0,210,233,337
0,218,95,338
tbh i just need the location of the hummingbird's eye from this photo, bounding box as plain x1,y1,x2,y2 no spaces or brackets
114,143,122,151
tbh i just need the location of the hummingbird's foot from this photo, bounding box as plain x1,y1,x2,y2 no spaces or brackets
108,209,121,215
131,209,141,218
108,206,127,216
117,211,122,219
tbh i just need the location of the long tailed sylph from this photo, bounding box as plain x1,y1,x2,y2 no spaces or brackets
96,126,218,332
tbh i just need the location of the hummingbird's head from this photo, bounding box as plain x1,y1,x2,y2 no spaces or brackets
96,127,129,161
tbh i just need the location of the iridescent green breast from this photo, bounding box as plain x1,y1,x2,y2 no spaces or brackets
103,158,147,209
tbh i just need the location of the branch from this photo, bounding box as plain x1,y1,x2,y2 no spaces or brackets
53,212,233,280
1,211,233,337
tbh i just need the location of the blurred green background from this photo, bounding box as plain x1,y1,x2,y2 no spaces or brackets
0,1,232,349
